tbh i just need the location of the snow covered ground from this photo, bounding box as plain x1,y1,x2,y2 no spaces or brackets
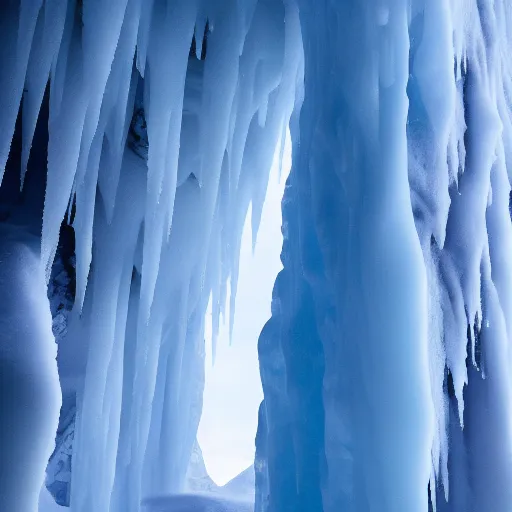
142,493,253,512
3,0,512,511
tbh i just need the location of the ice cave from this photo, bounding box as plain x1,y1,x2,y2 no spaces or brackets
1,0,512,511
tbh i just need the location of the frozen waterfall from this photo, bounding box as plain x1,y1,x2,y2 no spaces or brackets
1,0,512,511
256,1,512,511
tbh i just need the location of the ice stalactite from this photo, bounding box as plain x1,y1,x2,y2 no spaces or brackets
3,0,512,511
409,1,512,509
0,0,301,511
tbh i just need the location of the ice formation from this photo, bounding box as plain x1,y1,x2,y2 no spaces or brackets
1,0,512,511
2,0,299,511
256,1,512,512
0,225,61,512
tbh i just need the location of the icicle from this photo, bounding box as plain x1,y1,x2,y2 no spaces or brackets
73,132,104,312
21,0,67,188
228,240,242,346
194,16,208,60
72,149,146,512
48,0,75,120
97,0,143,222
209,219,222,362
42,12,88,279
139,0,197,320
0,1,302,510
0,0,42,183
135,0,155,77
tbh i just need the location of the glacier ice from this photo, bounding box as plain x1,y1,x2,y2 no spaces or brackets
0,0,512,511
255,1,512,512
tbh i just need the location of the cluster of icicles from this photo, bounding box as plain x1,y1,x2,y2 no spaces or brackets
0,0,302,511
4,0,512,510
407,1,512,509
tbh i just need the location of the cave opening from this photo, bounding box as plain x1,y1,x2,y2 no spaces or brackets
197,128,292,491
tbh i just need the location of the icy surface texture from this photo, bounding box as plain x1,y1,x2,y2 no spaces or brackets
0,225,61,512
0,0,299,511
256,1,512,512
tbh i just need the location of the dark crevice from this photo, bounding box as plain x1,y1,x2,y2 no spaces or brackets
189,21,210,61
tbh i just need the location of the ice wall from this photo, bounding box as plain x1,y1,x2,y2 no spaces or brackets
0,0,301,511
256,1,512,511
0,226,61,512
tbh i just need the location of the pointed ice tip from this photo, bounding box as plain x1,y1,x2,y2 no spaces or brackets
139,288,153,327
212,334,217,365
228,308,235,347
251,231,257,255
42,242,57,286
0,147,9,182
457,392,465,430
20,167,27,191
194,17,207,60
44,259,53,286
195,36,202,60
73,291,86,316
251,214,261,254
